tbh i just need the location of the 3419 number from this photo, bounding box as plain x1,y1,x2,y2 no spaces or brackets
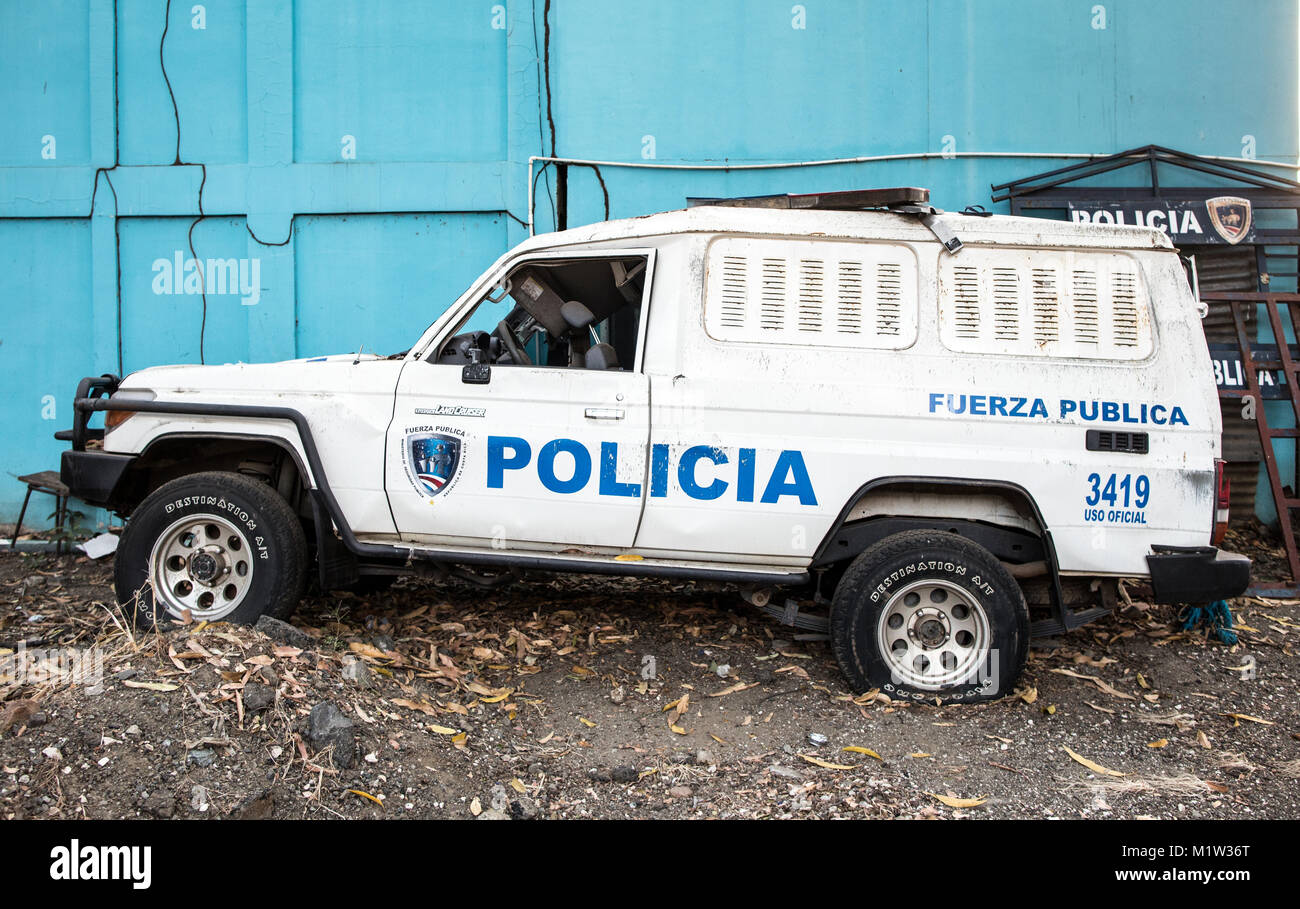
1086,472,1150,509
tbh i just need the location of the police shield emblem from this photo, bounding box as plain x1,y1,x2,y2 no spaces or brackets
1206,196,1252,245
406,433,461,498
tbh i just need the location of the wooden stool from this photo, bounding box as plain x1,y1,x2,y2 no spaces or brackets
13,470,71,556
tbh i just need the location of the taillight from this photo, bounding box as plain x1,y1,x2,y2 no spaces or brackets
1212,458,1230,545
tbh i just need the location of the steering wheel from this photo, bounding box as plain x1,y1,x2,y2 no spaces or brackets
493,319,532,366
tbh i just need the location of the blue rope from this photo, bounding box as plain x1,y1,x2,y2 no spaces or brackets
1179,599,1238,645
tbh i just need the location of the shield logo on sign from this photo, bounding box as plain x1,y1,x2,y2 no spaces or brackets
1206,196,1252,245
406,433,461,499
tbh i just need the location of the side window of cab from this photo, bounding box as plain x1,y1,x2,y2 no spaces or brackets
433,254,651,371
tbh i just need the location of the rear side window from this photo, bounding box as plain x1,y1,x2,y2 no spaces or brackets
703,237,918,349
938,248,1153,360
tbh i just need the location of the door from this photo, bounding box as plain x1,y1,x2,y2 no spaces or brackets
384,249,654,552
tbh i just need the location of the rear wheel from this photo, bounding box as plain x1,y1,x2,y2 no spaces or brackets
114,471,307,628
830,530,1029,703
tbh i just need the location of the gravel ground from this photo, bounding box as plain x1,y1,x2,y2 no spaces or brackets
1,525,1298,821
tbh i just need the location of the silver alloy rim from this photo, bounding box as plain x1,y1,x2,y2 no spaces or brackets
875,578,991,690
147,513,255,621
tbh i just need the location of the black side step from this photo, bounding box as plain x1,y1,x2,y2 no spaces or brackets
1030,605,1112,638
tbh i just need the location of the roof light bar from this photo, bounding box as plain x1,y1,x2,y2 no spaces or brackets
687,186,930,210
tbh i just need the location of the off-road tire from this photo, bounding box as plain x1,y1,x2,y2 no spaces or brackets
830,530,1029,703
114,471,307,628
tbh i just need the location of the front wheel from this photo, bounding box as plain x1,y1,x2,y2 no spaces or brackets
830,530,1029,703
114,471,308,628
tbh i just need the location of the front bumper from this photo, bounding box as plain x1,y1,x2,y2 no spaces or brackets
59,449,136,508
1146,545,1251,604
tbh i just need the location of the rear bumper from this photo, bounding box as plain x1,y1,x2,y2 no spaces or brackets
60,449,136,508
1146,545,1251,604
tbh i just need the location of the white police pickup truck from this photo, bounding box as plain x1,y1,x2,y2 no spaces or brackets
60,187,1249,702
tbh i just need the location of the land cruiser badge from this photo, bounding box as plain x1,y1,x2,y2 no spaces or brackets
403,429,465,500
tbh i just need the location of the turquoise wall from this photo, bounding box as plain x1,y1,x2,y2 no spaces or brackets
1,0,1297,527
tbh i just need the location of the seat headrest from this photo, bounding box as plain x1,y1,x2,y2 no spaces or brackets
561,300,596,330
585,342,620,370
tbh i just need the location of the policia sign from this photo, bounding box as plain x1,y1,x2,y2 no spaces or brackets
1068,197,1254,245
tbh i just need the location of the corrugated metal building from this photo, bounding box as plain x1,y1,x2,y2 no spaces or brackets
1,0,1297,529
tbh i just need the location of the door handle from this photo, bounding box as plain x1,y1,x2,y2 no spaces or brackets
584,407,625,420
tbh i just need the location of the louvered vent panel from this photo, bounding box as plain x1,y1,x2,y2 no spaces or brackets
939,249,1153,360
704,238,917,349
719,255,747,328
760,258,786,330
992,267,1020,341
1071,268,1100,344
953,265,982,339
797,259,824,332
1031,267,1060,344
876,262,902,336
1111,270,1140,347
836,262,863,334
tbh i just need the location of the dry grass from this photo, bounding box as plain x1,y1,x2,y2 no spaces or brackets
1063,774,1209,796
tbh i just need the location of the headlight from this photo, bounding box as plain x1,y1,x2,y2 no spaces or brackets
104,389,155,433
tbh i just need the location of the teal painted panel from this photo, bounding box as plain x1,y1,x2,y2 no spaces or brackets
293,0,508,163
293,213,506,357
119,216,257,370
0,219,93,527
0,0,92,166
118,0,249,165
552,0,930,162
1114,0,1299,158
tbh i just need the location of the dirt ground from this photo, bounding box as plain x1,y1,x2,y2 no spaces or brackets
2,525,1298,821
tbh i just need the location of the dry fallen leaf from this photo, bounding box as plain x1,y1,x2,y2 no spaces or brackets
1222,713,1273,726
466,682,511,698
509,778,526,794
927,792,987,809
469,796,482,816
1050,668,1136,700
427,724,458,735
709,681,759,697
842,746,883,761
346,789,384,808
799,753,855,770
123,680,179,692
1148,739,1169,749
393,698,439,716
1062,745,1124,777
349,642,390,661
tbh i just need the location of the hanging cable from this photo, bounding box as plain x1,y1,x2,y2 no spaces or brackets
531,0,555,230
160,0,211,363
